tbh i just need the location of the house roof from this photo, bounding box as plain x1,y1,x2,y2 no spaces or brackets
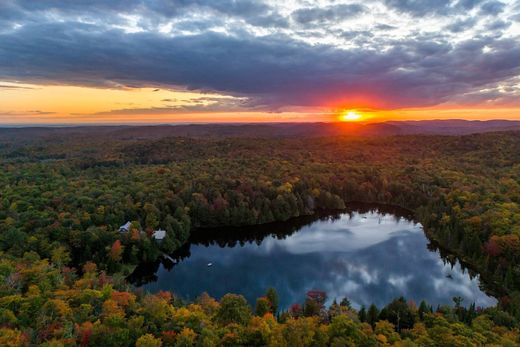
119,221,132,231
153,229,166,240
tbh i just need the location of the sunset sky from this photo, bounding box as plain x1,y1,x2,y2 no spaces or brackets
1,0,519,124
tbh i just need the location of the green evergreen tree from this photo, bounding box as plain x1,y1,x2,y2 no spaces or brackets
266,288,279,315
367,304,379,328
358,305,367,323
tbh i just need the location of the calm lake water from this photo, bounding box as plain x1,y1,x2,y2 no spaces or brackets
130,204,496,310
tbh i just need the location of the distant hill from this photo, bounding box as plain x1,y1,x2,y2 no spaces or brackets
384,119,520,135
0,119,519,142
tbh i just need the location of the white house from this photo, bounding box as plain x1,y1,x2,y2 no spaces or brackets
119,221,132,233
153,229,166,241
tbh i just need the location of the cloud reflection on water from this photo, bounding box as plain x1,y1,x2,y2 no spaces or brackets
144,211,496,309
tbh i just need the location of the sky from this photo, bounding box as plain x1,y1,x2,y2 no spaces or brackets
0,0,519,124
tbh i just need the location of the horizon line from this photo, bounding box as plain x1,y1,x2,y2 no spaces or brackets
1,118,520,128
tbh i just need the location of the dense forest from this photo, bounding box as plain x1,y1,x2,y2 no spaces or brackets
0,129,519,345
0,255,517,346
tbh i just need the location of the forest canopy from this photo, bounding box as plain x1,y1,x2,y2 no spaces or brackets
0,129,519,345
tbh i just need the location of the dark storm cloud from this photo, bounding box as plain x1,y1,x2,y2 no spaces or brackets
446,17,478,33
375,24,397,31
0,0,139,21
456,0,486,10
486,19,511,31
157,0,289,28
340,30,374,40
383,0,489,16
291,4,366,24
3,0,287,29
0,0,519,110
383,0,452,16
480,1,506,15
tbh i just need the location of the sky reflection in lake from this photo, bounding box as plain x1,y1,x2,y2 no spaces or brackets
141,210,496,309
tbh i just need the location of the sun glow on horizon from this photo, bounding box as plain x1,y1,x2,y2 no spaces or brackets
1,81,519,124
340,110,364,122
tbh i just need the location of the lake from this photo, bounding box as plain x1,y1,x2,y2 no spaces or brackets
129,204,496,310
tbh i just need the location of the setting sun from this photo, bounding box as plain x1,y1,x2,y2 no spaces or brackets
340,111,363,122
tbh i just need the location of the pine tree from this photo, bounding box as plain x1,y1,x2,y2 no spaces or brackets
358,305,367,323
266,288,279,316
367,304,379,328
